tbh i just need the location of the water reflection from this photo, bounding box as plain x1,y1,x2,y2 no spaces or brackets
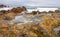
9,15,43,25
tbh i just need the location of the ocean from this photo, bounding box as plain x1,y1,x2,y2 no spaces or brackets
27,8,58,13
0,7,58,12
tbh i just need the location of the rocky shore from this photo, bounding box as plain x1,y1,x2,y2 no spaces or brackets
0,6,60,37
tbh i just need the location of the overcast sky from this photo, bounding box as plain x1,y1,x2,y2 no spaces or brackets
0,0,60,7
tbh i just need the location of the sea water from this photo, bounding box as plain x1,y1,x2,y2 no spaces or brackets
27,8,58,13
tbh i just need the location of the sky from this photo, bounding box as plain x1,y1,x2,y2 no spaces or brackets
0,0,60,7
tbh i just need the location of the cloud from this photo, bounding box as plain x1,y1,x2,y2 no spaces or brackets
0,0,60,6
26,3,40,6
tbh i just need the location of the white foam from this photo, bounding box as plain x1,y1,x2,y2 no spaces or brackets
0,7,13,11
27,8,58,13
